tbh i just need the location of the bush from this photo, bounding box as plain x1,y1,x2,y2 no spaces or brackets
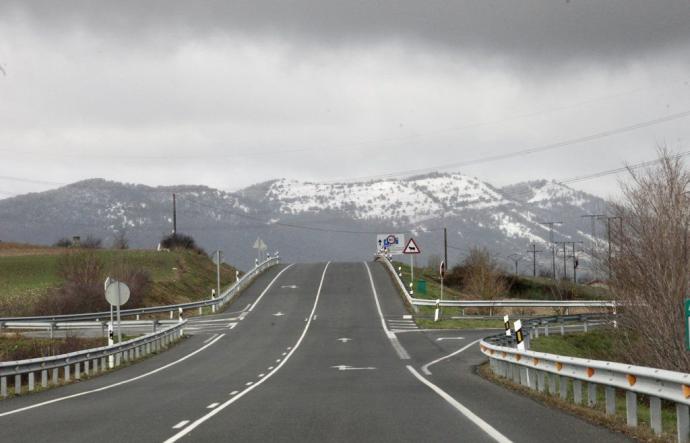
81,235,102,249
53,238,72,247
33,252,149,315
160,233,205,255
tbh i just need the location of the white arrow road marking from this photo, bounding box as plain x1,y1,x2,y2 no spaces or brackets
331,365,376,371
207,403,219,409
421,339,481,375
273,312,285,317
172,421,190,429
337,338,352,343
436,337,465,341
229,391,238,396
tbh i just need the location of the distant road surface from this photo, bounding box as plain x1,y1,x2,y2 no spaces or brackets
0,262,631,442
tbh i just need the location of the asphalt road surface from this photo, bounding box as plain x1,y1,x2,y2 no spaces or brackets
0,261,632,442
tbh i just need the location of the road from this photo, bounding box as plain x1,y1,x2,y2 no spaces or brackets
0,261,631,442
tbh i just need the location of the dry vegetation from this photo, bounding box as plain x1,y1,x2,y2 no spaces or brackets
604,150,690,372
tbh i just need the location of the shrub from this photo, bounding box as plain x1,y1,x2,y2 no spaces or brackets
160,233,205,255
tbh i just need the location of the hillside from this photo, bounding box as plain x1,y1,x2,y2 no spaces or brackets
0,243,238,316
0,172,609,273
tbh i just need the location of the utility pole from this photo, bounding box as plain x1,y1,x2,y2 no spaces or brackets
527,244,543,277
540,221,563,279
508,253,521,276
172,193,177,235
599,216,622,281
581,213,604,260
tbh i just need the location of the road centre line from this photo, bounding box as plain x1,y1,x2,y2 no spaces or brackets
164,262,331,443
363,262,410,360
407,366,512,443
421,340,481,375
0,333,226,418
0,260,292,419
248,264,295,312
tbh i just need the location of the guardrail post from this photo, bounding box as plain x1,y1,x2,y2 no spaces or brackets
626,391,638,427
198,306,203,316
84,360,90,376
649,396,662,436
15,374,21,395
537,370,546,393
605,386,616,415
28,372,35,391
677,403,689,443
544,323,549,336
560,321,565,336
41,369,47,388
587,383,597,407
64,365,70,382
559,375,568,400
534,326,539,339
512,363,520,384
115,352,121,367
583,320,588,333
169,310,174,320
548,373,556,395
75,363,80,380
93,358,99,374
573,379,582,404
52,368,58,385
1,376,6,398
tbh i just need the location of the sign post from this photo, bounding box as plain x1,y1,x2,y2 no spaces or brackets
437,261,446,322
686,299,690,351
105,278,131,345
403,238,421,295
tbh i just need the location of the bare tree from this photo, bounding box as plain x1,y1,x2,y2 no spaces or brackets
461,247,509,315
111,229,129,250
605,149,690,372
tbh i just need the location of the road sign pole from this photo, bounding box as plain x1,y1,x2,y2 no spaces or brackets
116,282,122,343
686,299,690,351
410,254,414,292
216,250,221,300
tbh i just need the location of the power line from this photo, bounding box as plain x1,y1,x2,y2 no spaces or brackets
331,109,690,183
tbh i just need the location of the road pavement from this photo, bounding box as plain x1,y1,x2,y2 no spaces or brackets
0,261,632,442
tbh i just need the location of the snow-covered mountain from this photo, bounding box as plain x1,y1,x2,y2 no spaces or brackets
0,173,608,273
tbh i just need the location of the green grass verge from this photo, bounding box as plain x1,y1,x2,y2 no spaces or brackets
416,318,504,329
530,330,618,362
0,248,239,311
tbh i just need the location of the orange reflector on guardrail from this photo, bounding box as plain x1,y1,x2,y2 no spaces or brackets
533,358,539,366
555,362,563,371
515,354,522,362
586,368,595,378
683,385,690,399
627,374,637,386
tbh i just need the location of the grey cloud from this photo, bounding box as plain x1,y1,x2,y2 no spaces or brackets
5,1,690,65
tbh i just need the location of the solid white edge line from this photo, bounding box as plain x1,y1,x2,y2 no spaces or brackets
407,366,513,443
248,264,295,312
363,262,410,360
421,339,481,375
163,262,331,443
0,333,226,418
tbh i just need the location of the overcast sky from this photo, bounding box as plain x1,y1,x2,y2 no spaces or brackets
2,1,690,200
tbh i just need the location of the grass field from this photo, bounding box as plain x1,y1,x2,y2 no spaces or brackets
0,243,239,314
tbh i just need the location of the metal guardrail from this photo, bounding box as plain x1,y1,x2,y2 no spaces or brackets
375,254,616,309
480,316,690,442
0,320,186,398
0,256,280,324
1,320,180,336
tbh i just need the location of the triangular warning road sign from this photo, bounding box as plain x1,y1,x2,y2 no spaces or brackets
403,238,421,254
